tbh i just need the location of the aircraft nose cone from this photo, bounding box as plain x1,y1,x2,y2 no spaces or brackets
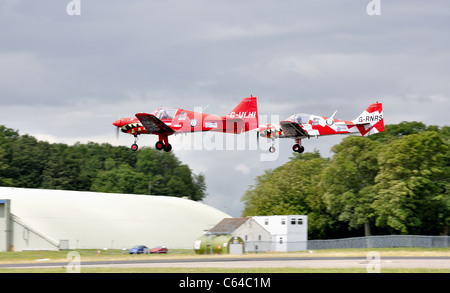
113,119,122,127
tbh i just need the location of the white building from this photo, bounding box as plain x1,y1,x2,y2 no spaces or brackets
208,215,308,252
252,215,308,252
0,187,230,251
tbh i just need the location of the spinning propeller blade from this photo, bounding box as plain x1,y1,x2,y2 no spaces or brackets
115,123,120,140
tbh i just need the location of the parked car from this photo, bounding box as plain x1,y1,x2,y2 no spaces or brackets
129,245,149,254
150,246,168,254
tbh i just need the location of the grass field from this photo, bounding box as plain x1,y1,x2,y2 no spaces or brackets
0,247,449,273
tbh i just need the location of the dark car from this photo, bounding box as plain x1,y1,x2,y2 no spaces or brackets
150,246,168,254
129,245,149,254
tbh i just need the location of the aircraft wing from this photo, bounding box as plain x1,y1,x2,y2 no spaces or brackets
280,121,309,138
135,113,175,135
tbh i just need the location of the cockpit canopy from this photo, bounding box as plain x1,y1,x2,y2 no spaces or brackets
152,107,178,120
286,113,312,125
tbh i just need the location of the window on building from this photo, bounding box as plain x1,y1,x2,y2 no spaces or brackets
281,218,285,225
258,235,262,241
298,218,303,225
291,218,296,225
264,219,269,225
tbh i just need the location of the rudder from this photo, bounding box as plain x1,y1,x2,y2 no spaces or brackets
227,96,259,131
353,102,384,135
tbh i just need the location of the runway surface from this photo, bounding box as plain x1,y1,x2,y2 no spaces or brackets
1,256,449,270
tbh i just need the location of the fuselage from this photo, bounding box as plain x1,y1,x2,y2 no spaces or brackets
113,107,234,136
259,113,357,139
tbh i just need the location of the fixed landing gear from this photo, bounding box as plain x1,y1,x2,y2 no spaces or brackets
155,135,172,152
266,137,276,153
155,141,172,152
155,141,164,150
292,144,304,153
292,138,304,153
131,135,139,151
129,135,172,152
164,144,172,152
268,144,305,153
266,138,305,153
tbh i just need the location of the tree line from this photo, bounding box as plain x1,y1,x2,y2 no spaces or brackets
242,122,450,239
0,125,206,201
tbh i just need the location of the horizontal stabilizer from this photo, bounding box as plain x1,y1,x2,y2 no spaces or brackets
353,102,384,135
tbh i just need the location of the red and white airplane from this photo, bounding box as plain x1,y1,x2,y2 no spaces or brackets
113,96,258,151
259,102,384,153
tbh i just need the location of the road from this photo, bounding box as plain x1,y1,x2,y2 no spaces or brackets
1,256,449,270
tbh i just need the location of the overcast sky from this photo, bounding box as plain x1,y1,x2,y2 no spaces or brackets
1,1,449,217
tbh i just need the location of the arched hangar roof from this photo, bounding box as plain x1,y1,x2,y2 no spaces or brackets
0,187,229,249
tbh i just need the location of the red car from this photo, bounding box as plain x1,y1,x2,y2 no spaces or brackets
150,246,168,254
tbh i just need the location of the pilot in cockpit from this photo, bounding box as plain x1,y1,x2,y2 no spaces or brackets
160,109,170,120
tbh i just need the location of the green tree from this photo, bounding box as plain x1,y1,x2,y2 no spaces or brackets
191,173,207,201
136,148,180,195
41,143,84,190
90,163,148,194
72,142,138,191
0,125,207,201
369,121,436,143
372,132,449,234
0,126,17,186
438,126,450,235
320,136,382,236
164,165,191,197
241,122,449,238
242,152,331,238
136,148,206,200
9,135,48,188
0,146,13,186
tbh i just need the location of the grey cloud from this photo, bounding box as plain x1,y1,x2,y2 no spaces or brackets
1,0,449,216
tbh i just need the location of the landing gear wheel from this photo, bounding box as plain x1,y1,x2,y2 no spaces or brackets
155,141,165,150
293,144,305,153
269,146,276,153
163,144,172,152
131,143,139,151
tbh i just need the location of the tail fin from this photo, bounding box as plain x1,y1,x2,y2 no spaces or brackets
226,96,259,132
353,102,384,136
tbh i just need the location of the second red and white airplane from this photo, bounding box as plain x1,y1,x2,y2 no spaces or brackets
259,102,384,153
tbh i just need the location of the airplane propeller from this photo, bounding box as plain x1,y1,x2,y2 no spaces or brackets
256,128,260,146
113,118,123,140
115,125,120,140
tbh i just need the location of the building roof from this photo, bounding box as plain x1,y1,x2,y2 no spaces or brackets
0,187,230,249
208,217,249,234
